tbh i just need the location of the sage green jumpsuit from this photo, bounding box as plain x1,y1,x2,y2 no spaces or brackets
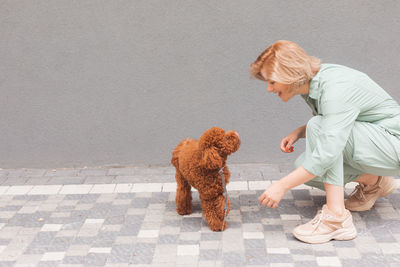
294,64,400,190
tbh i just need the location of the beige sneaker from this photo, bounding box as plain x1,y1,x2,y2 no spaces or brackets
345,176,397,212
293,205,357,244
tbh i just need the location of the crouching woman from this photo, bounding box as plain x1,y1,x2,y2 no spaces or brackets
251,40,400,244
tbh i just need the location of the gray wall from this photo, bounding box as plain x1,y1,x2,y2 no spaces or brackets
1,1,399,168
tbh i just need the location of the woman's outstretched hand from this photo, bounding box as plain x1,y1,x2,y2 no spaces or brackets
280,125,306,153
258,181,288,208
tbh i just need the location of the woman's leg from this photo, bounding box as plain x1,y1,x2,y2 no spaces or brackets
341,121,399,211
292,117,357,244
324,183,345,216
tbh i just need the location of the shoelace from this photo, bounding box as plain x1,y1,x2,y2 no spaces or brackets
310,210,325,232
310,209,339,232
348,183,381,201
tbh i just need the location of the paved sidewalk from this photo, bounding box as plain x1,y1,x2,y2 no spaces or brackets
0,163,399,266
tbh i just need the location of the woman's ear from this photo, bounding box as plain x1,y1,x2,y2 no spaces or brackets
201,147,222,170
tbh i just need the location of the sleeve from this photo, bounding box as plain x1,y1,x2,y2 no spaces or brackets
302,100,360,177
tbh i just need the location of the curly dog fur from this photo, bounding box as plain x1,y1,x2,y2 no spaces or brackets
171,127,240,231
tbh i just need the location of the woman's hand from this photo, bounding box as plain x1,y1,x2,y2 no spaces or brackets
280,125,306,153
258,181,288,208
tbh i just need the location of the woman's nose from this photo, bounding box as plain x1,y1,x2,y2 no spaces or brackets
267,83,273,92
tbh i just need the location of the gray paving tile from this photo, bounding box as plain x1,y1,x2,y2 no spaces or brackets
0,262,16,267
95,231,118,244
313,250,337,256
243,239,265,249
241,212,263,223
108,244,134,263
293,261,318,267
0,239,11,245
107,168,138,176
181,217,202,232
158,234,179,244
116,193,135,199
37,261,62,267
370,227,398,242
79,168,109,176
222,252,246,266
23,246,48,254
47,176,85,185
84,176,115,184
331,239,356,247
0,205,22,211
178,239,199,245
131,198,150,209
30,232,57,247
86,253,108,265
290,249,313,255
385,254,400,264
2,177,29,185
4,169,24,177
63,256,86,264
104,215,125,225
267,253,293,263
49,236,73,251
150,192,169,203
71,236,96,245
0,176,7,185
199,249,221,261
45,169,79,177
291,189,312,200
119,224,141,236
349,253,390,266
201,232,223,241
108,206,130,217
25,177,51,185
263,224,284,231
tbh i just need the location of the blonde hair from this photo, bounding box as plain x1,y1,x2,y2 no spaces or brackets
250,40,321,87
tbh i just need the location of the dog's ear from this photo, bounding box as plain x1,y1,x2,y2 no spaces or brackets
223,131,241,155
201,147,222,170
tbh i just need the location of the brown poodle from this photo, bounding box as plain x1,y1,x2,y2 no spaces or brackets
171,127,241,231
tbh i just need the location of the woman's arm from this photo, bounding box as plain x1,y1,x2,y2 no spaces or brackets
297,125,306,139
258,165,315,208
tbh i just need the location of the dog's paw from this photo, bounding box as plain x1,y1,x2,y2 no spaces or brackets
176,208,192,215
209,221,228,232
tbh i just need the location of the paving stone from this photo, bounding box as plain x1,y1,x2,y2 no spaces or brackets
2,177,30,186
222,251,246,266
62,255,86,264
86,253,108,265
47,177,85,185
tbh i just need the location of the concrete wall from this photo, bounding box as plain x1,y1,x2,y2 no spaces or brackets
1,1,399,168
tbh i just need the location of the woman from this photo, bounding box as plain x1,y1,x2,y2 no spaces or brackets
250,40,400,244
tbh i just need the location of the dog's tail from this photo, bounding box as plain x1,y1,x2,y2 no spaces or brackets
171,138,190,168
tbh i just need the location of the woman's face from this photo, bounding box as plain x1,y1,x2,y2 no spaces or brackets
266,80,294,102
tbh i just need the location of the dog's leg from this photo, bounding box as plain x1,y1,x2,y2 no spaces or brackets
175,170,192,215
201,195,231,231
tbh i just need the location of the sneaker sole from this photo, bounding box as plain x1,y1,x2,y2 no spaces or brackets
345,181,397,212
293,227,357,244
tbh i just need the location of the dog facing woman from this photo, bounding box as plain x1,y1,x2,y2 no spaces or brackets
251,40,400,244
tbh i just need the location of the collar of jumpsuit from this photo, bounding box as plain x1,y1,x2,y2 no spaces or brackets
308,67,323,101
